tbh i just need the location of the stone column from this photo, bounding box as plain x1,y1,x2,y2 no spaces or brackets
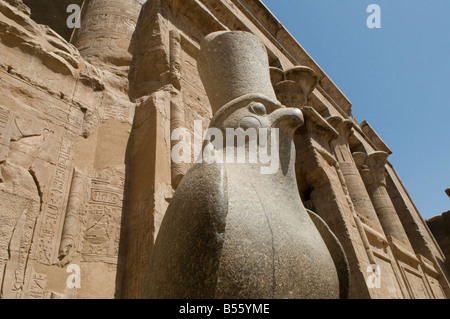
58,169,86,261
292,107,373,299
169,30,187,188
71,0,146,67
353,151,412,249
121,1,172,298
328,116,384,233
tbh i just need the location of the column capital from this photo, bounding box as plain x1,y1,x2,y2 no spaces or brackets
353,151,389,186
301,106,339,143
294,106,338,178
271,66,318,108
327,116,353,140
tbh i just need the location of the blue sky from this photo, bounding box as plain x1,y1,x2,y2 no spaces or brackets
261,0,450,220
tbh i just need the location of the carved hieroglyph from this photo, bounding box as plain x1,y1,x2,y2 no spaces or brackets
81,167,124,265
71,0,146,69
1,0,449,299
0,0,132,299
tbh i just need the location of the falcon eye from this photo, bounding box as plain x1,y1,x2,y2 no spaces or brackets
239,116,261,130
249,102,267,116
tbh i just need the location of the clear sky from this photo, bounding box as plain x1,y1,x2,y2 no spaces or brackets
261,0,450,220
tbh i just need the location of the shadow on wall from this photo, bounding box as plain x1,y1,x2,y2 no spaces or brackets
22,0,84,41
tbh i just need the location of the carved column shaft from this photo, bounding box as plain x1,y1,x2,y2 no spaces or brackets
328,117,383,232
354,151,412,248
58,169,85,260
71,0,145,66
366,183,410,244
169,30,187,188
339,162,380,222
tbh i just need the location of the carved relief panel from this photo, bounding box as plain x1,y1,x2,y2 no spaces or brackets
81,167,124,265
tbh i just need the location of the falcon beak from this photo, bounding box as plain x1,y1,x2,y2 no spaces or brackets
269,107,304,132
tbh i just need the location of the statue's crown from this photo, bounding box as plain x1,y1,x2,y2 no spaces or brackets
197,31,278,116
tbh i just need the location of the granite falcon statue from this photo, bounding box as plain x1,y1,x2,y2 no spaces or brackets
141,31,349,299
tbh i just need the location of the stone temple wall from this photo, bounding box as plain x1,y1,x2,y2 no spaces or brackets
0,0,449,299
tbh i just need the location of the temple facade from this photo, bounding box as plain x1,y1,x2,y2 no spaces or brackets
0,0,448,299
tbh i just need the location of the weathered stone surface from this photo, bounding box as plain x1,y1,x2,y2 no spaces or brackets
197,31,278,115
23,0,83,42
71,0,146,75
353,151,412,248
0,0,133,299
0,0,448,299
